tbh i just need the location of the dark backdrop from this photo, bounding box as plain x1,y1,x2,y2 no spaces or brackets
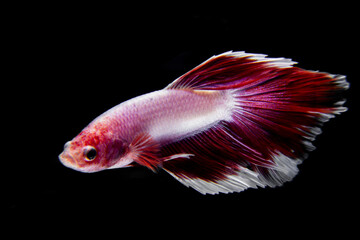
6,3,358,237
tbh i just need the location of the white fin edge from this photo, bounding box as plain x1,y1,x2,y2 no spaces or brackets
165,152,302,195
217,51,297,69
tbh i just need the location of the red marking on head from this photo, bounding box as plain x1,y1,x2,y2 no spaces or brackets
60,122,127,172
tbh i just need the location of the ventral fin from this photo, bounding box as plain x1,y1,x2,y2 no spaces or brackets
128,133,194,172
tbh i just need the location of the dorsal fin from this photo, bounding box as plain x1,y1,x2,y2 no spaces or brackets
165,51,296,90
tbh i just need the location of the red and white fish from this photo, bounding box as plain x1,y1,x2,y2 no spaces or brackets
59,51,349,194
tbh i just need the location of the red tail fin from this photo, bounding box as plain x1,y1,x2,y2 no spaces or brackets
162,51,348,194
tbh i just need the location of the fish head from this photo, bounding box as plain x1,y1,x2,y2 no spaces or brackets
59,126,127,173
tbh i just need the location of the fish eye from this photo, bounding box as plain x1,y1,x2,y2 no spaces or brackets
84,146,97,161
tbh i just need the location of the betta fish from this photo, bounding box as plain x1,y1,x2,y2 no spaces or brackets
59,51,349,194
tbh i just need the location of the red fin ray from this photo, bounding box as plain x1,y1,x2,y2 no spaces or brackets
128,133,162,172
162,123,273,181
128,133,194,172
161,121,303,194
160,51,348,194
166,51,295,91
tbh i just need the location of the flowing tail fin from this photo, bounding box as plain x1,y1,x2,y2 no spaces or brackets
161,51,349,194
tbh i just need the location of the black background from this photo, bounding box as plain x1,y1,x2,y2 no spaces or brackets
5,2,358,237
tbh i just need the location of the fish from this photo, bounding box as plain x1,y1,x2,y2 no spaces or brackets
59,51,349,195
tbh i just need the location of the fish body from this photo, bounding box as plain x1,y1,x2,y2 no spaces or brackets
109,88,231,143
59,51,349,194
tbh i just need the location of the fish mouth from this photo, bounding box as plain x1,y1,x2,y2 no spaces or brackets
59,151,78,170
